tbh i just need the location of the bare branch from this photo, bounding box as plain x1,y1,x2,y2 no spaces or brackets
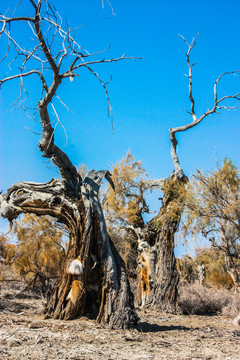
69,54,141,72
169,36,240,178
0,0,139,193
32,1,58,75
0,70,48,89
0,16,34,28
102,0,116,18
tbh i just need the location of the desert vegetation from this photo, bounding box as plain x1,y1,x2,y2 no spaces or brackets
1,159,240,320
0,0,240,359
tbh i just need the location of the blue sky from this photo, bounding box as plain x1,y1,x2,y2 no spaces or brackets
0,0,239,255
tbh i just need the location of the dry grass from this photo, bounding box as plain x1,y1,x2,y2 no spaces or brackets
178,283,240,317
222,292,240,319
1,281,240,360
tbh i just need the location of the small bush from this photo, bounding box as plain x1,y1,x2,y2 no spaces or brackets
178,283,238,316
195,247,234,289
13,214,65,295
222,293,240,319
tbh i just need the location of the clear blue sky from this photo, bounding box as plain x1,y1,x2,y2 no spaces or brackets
0,0,239,255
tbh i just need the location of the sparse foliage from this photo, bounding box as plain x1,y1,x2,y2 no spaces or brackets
183,160,240,289
0,234,16,265
103,150,153,230
195,247,234,289
13,214,65,294
102,151,157,276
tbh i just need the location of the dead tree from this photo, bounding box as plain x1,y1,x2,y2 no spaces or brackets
135,35,240,312
0,0,138,329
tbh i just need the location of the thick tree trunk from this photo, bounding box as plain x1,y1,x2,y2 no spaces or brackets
136,176,186,313
0,172,138,329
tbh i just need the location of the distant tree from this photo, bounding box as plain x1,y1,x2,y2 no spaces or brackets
177,247,234,289
0,0,138,327
195,247,234,289
13,214,65,294
102,150,157,277
176,255,197,284
183,159,240,290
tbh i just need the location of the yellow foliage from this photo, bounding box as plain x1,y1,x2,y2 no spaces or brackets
13,214,65,291
177,247,234,289
183,159,240,240
102,151,158,275
195,247,234,289
181,160,240,288
152,176,187,230
0,235,17,280
4,244,16,265
103,150,154,230
0,235,16,263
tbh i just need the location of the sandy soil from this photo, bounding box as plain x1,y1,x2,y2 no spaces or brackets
1,283,240,360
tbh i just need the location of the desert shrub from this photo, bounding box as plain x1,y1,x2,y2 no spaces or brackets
195,247,234,289
13,214,65,295
178,283,234,315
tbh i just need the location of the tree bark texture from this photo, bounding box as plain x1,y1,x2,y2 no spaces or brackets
0,0,140,329
136,176,187,313
0,172,138,329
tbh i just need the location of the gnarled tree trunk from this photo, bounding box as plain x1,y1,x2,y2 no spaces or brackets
136,175,186,313
0,172,138,329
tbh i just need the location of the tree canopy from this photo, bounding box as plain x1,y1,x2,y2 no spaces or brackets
183,159,240,288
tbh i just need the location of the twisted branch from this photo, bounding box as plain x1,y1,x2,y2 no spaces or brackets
0,0,140,195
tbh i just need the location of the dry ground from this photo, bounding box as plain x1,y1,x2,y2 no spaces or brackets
1,282,239,360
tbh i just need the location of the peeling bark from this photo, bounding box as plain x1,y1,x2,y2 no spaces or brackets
136,176,187,313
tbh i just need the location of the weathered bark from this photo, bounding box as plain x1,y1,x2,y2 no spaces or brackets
0,171,138,329
0,0,141,329
223,244,240,291
224,254,240,291
136,175,187,312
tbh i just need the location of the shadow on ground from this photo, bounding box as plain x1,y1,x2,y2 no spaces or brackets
137,321,192,333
